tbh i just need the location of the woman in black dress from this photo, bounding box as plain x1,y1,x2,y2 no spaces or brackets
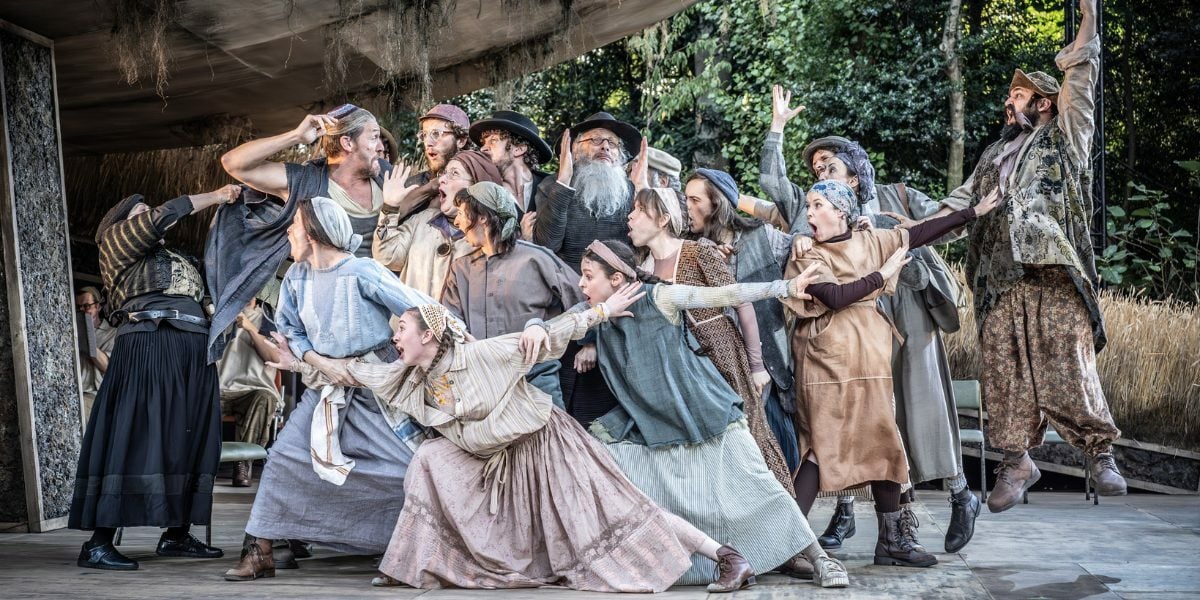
69,184,240,570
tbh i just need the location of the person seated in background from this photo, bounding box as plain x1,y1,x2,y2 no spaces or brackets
216,296,282,487
76,285,118,429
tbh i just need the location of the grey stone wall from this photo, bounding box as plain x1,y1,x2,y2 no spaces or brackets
0,28,81,525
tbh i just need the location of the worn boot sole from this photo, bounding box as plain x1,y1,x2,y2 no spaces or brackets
818,573,850,588
873,555,938,568
706,575,757,593
223,569,276,582
987,468,1042,514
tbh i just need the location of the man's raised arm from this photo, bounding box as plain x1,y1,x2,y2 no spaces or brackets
1055,0,1101,167
221,114,336,200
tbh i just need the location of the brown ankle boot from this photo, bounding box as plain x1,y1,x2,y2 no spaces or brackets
987,451,1040,513
706,545,756,592
233,461,252,488
223,535,275,581
1089,453,1127,496
873,510,937,568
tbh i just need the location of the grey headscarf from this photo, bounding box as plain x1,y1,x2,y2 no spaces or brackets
832,140,878,207
465,182,519,240
810,180,860,225
310,196,363,253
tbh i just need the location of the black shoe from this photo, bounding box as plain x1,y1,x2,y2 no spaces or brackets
288,539,313,559
78,541,139,571
818,498,856,550
156,532,224,558
945,487,981,553
272,544,299,569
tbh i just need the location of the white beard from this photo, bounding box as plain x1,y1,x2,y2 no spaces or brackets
572,159,630,218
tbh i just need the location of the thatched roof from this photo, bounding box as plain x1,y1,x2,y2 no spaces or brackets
0,0,697,156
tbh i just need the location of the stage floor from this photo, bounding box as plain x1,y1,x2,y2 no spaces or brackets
2,487,1197,599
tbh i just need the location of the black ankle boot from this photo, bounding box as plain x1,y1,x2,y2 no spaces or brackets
944,487,981,553
78,541,139,570
156,531,224,558
818,498,856,550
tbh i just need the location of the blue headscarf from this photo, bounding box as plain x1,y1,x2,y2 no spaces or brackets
810,180,860,224
694,168,739,208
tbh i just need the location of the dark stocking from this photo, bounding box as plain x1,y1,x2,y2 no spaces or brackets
871,480,902,513
793,460,821,515
89,527,116,546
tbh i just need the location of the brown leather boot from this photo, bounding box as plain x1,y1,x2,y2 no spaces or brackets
223,535,275,581
1090,452,1127,496
706,545,756,592
874,510,937,568
233,461,251,488
776,554,813,580
987,451,1041,513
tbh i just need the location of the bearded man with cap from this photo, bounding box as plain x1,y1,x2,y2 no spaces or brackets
470,111,554,223
383,104,473,224
927,0,1124,513
373,149,504,300
70,184,241,571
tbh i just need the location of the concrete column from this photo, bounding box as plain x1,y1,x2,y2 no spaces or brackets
0,20,83,532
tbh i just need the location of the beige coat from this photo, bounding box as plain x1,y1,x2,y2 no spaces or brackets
784,229,911,492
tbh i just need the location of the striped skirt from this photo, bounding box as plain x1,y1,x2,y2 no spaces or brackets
602,419,816,585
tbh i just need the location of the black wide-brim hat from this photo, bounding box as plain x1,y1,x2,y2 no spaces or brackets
469,110,554,164
94,193,145,244
569,112,642,158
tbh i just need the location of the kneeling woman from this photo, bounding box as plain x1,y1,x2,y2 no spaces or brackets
581,240,847,588
224,197,437,581
326,299,758,593
783,180,999,568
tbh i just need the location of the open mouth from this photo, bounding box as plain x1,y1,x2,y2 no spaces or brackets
811,224,820,239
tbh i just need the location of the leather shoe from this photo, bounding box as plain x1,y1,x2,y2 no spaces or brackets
944,487,981,553
707,545,756,592
818,498,856,550
78,541,139,571
156,532,224,558
987,452,1040,513
233,461,252,487
224,535,275,581
775,554,813,580
1090,453,1127,496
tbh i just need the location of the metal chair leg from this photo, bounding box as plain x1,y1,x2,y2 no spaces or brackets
206,524,212,547
114,527,123,546
980,451,988,501
1022,490,1029,504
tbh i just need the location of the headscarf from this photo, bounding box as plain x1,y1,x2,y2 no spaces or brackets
832,140,878,206
326,103,377,137
417,303,466,343
94,193,146,244
694,168,739,208
584,240,637,280
464,182,519,240
448,150,504,185
310,196,363,254
646,187,684,235
810,180,860,224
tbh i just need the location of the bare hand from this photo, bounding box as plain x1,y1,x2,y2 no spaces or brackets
517,325,550,364
574,344,597,373
787,262,823,300
771,85,806,133
521,211,537,240
236,314,256,334
751,370,771,396
628,137,650,191
311,354,360,387
880,211,918,230
715,243,735,259
556,129,574,185
601,282,647,320
855,216,873,231
382,162,421,209
214,184,242,204
295,114,338,145
790,235,814,261
878,246,913,280
973,189,1003,217
265,332,299,371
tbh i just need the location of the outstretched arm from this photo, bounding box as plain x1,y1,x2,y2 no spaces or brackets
1056,0,1101,167
221,114,336,199
653,263,821,314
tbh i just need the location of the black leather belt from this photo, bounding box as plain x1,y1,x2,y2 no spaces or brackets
124,309,210,327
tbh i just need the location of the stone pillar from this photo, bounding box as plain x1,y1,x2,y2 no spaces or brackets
0,21,83,532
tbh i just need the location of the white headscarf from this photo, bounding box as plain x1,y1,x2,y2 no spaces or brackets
310,196,363,254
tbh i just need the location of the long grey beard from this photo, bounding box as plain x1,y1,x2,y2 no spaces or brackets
573,160,630,218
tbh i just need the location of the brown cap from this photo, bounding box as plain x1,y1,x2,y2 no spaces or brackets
1010,69,1060,103
419,104,470,131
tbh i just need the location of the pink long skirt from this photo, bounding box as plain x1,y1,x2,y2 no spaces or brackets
379,407,701,591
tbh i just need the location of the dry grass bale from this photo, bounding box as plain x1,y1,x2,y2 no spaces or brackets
944,266,1200,452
